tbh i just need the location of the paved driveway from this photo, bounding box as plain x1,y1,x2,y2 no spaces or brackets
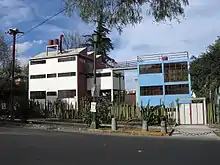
173,125,219,139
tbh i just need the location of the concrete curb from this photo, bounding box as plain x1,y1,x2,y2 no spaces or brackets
88,129,169,136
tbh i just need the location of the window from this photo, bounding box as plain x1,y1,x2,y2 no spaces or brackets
165,84,189,95
47,73,56,78
86,72,111,78
140,86,163,96
58,90,76,98
30,74,46,79
58,72,76,77
164,62,188,82
58,56,75,62
30,91,46,99
47,91,57,96
30,60,46,65
139,64,162,74
97,72,111,77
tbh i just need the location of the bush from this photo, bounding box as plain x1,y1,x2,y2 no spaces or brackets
79,96,111,127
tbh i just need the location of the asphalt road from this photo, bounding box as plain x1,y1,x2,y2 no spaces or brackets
0,127,219,165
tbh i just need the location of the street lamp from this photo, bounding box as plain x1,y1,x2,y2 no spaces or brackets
90,32,98,129
6,28,24,120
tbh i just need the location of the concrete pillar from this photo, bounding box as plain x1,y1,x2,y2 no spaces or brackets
111,118,117,130
111,70,114,102
161,120,167,133
135,78,138,106
142,120,147,131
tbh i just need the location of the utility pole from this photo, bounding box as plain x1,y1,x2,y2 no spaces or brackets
6,28,24,120
90,32,98,129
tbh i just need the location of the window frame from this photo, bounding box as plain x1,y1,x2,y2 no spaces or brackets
58,56,75,62
139,64,162,74
30,74,46,79
97,72,111,77
164,62,188,82
30,91,46,99
58,90,76,98
47,73,56,78
140,85,163,96
165,84,189,95
58,72,76,77
30,60,46,65
47,91,57,96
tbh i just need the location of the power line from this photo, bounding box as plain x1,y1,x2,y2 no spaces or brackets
7,5,70,45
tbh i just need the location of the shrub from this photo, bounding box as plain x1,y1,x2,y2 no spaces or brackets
79,96,111,127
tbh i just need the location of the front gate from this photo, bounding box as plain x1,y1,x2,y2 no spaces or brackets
176,98,207,125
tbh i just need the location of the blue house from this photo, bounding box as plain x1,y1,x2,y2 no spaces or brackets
137,52,192,107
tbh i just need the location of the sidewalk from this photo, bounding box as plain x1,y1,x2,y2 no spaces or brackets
0,118,172,136
172,125,219,139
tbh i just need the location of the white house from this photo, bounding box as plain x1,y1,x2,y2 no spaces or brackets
28,36,125,107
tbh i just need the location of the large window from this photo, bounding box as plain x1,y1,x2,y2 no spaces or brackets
58,56,75,62
164,62,188,82
30,91,46,99
47,73,56,78
140,86,163,96
30,74,46,79
165,84,189,95
58,72,76,77
30,60,46,65
139,64,162,74
58,90,76,98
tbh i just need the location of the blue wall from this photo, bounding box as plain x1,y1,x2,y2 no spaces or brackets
137,58,192,107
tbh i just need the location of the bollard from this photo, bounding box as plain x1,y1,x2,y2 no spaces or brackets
142,120,147,131
161,120,167,133
111,118,117,131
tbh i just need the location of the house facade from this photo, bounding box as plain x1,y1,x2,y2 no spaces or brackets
137,52,192,107
28,37,125,107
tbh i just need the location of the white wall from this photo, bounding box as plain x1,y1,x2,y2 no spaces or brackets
87,68,113,90
29,56,78,99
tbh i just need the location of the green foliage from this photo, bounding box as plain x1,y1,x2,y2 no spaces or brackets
64,0,189,33
79,96,111,127
190,37,220,98
83,16,115,65
141,100,165,125
84,25,114,57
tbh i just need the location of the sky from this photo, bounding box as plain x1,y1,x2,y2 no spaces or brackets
0,0,220,89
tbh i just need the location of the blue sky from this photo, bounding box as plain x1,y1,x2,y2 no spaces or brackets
1,0,220,89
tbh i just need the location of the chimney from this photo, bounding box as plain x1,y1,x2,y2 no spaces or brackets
59,34,64,53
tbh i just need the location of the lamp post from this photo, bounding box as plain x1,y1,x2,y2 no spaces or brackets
6,28,24,120
90,32,98,129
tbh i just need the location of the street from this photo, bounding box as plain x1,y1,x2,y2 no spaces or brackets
0,127,219,165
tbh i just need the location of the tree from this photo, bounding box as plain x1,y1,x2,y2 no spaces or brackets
64,0,189,33
84,17,115,65
63,31,88,49
190,37,220,99
0,35,22,77
0,35,11,77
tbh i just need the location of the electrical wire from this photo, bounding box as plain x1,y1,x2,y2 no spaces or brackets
6,3,72,45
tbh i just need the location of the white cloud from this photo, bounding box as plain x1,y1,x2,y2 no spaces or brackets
16,42,33,54
109,0,220,89
15,40,44,54
111,0,220,61
0,0,34,28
